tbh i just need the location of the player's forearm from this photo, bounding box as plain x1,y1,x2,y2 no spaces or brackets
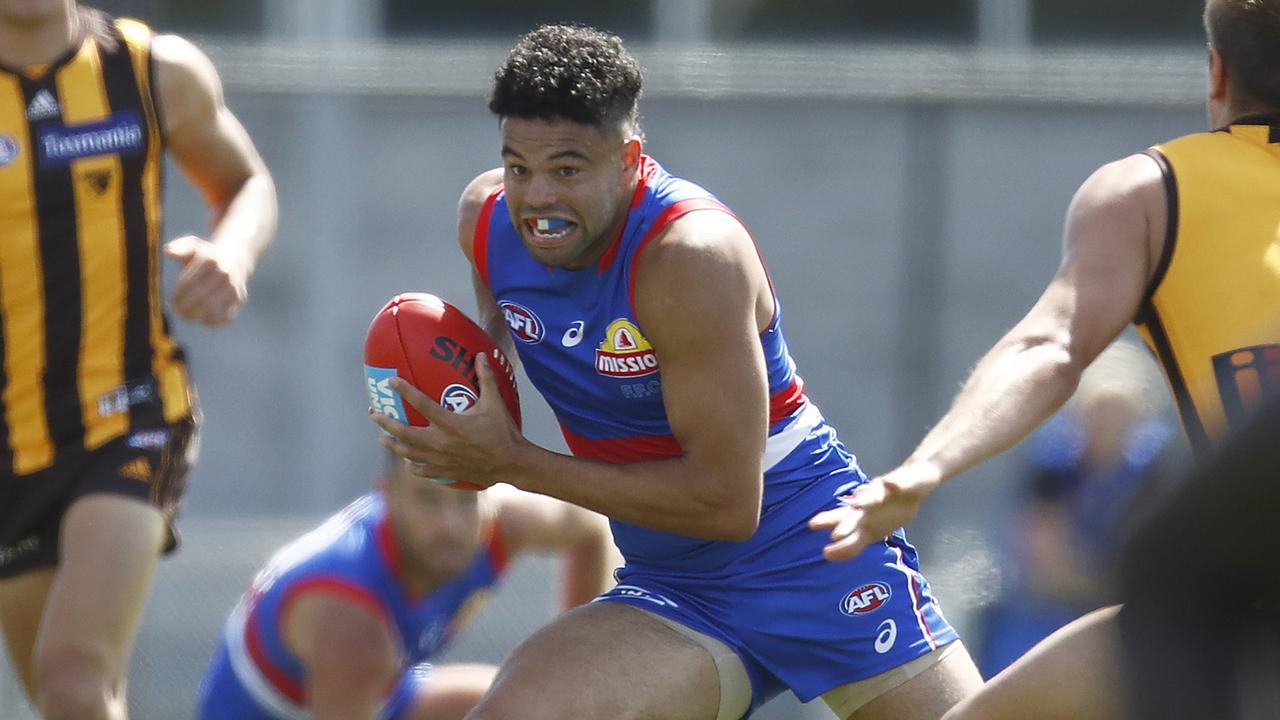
507,444,761,542
905,333,1083,485
560,531,615,609
208,169,277,277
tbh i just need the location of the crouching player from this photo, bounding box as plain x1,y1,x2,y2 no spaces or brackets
196,450,615,720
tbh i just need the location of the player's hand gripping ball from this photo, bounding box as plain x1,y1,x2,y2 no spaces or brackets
364,292,521,490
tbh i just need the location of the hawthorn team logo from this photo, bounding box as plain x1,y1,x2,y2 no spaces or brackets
596,319,659,378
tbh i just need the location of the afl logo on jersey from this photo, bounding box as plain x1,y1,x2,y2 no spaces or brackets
499,301,544,344
596,319,659,378
841,582,892,616
0,136,18,167
440,384,479,413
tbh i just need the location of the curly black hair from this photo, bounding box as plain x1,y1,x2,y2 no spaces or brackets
489,24,643,138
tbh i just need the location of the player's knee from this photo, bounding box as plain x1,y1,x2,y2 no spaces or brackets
33,644,115,720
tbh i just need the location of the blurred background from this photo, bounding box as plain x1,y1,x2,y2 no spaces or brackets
2,0,1207,717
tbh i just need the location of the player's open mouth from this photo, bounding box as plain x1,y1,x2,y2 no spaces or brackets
525,217,577,242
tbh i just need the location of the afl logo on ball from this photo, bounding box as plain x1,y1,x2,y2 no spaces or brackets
0,136,18,167
440,384,479,414
499,301,544,344
841,582,892,616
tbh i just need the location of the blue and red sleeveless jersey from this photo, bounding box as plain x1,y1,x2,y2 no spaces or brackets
217,493,508,716
474,156,864,573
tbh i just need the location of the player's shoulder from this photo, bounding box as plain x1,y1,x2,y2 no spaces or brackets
642,203,752,271
457,168,505,259
148,33,222,132
459,169,505,218
1070,152,1167,220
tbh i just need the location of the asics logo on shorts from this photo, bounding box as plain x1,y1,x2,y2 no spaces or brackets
874,620,897,654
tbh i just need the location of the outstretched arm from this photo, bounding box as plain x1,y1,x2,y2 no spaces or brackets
812,153,1169,561
153,34,276,327
491,486,618,609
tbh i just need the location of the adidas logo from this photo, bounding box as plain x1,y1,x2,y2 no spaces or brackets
118,458,153,484
26,89,60,122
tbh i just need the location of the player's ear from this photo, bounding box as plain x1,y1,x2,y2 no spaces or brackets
622,136,643,172
1208,45,1228,103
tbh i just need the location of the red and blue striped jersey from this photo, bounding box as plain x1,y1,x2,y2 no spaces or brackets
216,493,508,716
475,156,863,572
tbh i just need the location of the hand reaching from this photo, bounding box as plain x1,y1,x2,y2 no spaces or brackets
809,463,941,562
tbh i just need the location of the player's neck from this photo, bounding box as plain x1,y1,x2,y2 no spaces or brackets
0,7,81,71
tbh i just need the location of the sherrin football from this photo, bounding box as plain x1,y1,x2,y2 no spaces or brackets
364,293,521,489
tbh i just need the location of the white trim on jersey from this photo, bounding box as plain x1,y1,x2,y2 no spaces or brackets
224,599,311,720
763,402,823,471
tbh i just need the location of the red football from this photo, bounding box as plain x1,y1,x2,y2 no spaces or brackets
364,293,521,489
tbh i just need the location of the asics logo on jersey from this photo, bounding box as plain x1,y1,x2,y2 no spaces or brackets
499,301,544,344
596,319,659,378
561,320,585,348
841,582,892,616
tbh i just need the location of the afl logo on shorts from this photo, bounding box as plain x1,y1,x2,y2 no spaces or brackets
499,301,544,344
596,319,659,378
440,384,479,414
0,136,18,167
841,582,892,616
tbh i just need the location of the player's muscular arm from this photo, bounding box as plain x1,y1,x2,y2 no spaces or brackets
459,170,519,363
283,590,402,720
152,34,276,326
492,487,617,607
386,210,770,541
494,212,768,540
813,153,1169,561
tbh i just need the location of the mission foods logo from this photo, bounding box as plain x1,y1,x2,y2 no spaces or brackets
596,319,659,378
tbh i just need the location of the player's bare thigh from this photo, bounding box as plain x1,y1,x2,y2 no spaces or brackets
33,496,165,698
832,641,981,720
941,606,1131,720
466,602,723,720
0,568,56,697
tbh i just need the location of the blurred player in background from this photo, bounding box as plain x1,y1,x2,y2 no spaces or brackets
375,23,981,720
810,1,1280,718
973,341,1175,678
0,1,275,718
197,449,614,720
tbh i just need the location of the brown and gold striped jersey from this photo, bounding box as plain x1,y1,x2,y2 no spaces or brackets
0,12,191,476
1138,118,1280,454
